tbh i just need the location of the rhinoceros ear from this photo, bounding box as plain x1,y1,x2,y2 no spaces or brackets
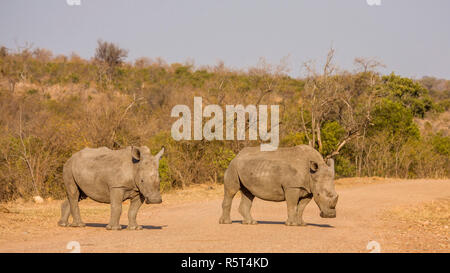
310,161,319,174
155,147,164,161
326,158,334,169
131,146,141,163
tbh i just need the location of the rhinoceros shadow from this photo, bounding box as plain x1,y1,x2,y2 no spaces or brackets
231,220,334,228
85,223,167,230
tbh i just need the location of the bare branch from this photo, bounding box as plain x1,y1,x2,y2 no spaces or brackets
18,107,38,195
326,131,360,160
110,94,144,146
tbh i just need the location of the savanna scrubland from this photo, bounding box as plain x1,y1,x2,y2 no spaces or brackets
0,41,449,202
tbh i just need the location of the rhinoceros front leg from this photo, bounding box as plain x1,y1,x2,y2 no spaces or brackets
285,188,302,226
127,194,144,230
106,188,124,231
297,194,312,226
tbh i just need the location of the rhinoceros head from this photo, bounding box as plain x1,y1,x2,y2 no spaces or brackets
309,158,339,218
131,146,164,204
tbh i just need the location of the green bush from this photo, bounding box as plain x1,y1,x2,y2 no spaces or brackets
431,133,450,156
281,132,308,146
381,73,434,118
370,99,420,140
158,156,172,192
335,156,356,178
321,121,346,156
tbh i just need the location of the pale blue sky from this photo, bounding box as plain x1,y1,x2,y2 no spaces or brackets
1,0,449,78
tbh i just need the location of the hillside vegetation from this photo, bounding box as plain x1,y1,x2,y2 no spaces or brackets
0,42,449,201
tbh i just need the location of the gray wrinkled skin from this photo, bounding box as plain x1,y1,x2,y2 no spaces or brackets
58,146,164,230
219,145,339,226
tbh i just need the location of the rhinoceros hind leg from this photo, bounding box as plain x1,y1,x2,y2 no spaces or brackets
63,163,85,228
219,167,240,224
239,186,257,225
219,188,238,224
57,199,71,227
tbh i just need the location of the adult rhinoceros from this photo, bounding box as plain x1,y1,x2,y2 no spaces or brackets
219,145,338,226
58,146,164,230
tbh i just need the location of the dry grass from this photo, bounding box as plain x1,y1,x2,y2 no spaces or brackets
381,198,449,252
386,198,449,231
0,200,112,244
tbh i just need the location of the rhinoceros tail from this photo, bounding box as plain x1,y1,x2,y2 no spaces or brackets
63,158,87,202
224,164,241,193
77,186,87,201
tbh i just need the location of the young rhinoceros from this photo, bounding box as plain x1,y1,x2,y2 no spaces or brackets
58,146,164,230
219,145,338,226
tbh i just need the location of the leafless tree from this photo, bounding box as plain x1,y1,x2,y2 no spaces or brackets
18,107,39,195
354,57,385,73
110,94,145,147
300,49,378,159
94,40,128,82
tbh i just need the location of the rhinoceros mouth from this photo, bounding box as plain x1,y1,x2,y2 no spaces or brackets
320,211,336,218
145,198,162,204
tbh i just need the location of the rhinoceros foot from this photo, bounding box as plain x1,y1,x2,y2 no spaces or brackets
242,219,258,225
57,220,69,227
127,225,143,230
219,217,232,224
285,220,300,226
106,224,122,231
69,222,86,227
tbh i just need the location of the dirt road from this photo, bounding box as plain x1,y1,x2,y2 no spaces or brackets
0,179,449,252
